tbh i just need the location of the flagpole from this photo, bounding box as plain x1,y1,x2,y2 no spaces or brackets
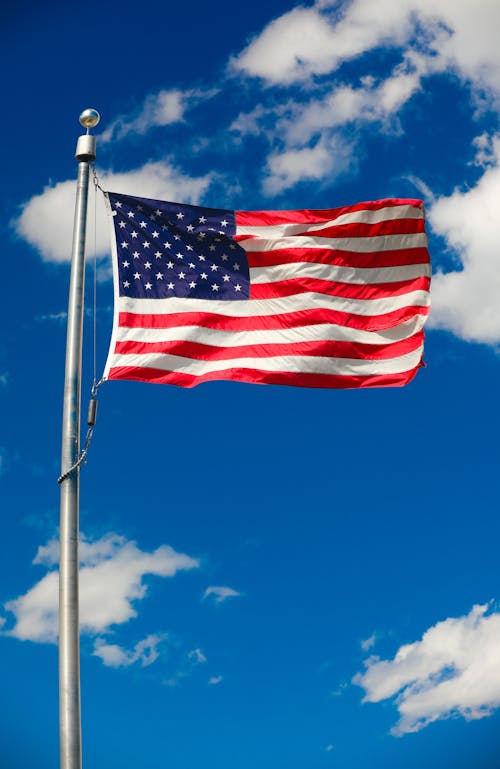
59,108,100,769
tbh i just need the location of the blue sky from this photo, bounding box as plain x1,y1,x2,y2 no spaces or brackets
2,1,500,767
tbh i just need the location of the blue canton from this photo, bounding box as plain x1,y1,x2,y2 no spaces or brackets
108,192,250,300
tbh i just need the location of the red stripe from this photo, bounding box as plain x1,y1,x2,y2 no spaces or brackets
245,247,430,269
114,331,423,362
250,276,430,300
107,362,423,389
237,218,425,241
236,199,424,227
119,305,429,333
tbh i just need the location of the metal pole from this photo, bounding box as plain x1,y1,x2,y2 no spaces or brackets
59,109,100,769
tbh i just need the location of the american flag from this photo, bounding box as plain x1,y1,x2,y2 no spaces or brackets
103,192,430,389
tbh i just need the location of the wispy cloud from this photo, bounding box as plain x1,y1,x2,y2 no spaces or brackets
100,88,218,144
93,633,168,668
208,675,223,685
3,531,199,643
203,585,242,604
0,447,7,477
353,603,500,735
163,646,207,687
361,634,378,653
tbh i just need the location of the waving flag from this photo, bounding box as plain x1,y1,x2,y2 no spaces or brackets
103,192,430,389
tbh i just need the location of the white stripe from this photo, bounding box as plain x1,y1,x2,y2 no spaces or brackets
250,262,431,285
109,346,423,378
115,315,427,347
241,232,428,253
118,288,430,318
237,204,424,238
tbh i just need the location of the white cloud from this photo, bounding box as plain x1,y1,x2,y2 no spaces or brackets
4,532,199,643
232,0,500,97
208,675,223,685
428,135,500,343
15,161,214,264
100,88,217,143
93,633,167,668
325,744,334,752
203,585,242,604
231,4,412,85
0,373,8,387
353,603,500,735
229,0,500,197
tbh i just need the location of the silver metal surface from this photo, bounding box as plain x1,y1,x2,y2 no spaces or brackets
75,135,96,162
79,108,100,130
59,115,97,769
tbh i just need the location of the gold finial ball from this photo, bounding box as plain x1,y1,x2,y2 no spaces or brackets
79,108,100,130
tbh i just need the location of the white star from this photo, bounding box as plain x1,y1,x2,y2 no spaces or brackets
187,224,194,232
186,244,193,251
166,261,174,269
210,264,218,271
133,251,140,259
176,252,184,260
137,205,143,211
139,221,147,228
233,263,240,271
189,262,195,269
154,251,162,258
167,282,174,290
133,272,141,279
229,244,236,249
121,241,128,248
174,234,181,240
123,280,130,288
156,272,163,279
220,219,228,227
114,201,122,208
164,242,172,249
122,260,130,267
209,245,216,252
198,255,206,261
152,230,159,238
179,271,186,279
211,283,219,291
131,231,138,238
176,212,185,220
221,253,228,261
155,209,162,216
198,232,206,239
189,281,196,289
199,215,207,223
143,241,150,248
235,284,241,291
145,282,152,290
223,274,230,282
127,211,135,218
119,221,126,229
201,272,208,279
144,261,151,269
